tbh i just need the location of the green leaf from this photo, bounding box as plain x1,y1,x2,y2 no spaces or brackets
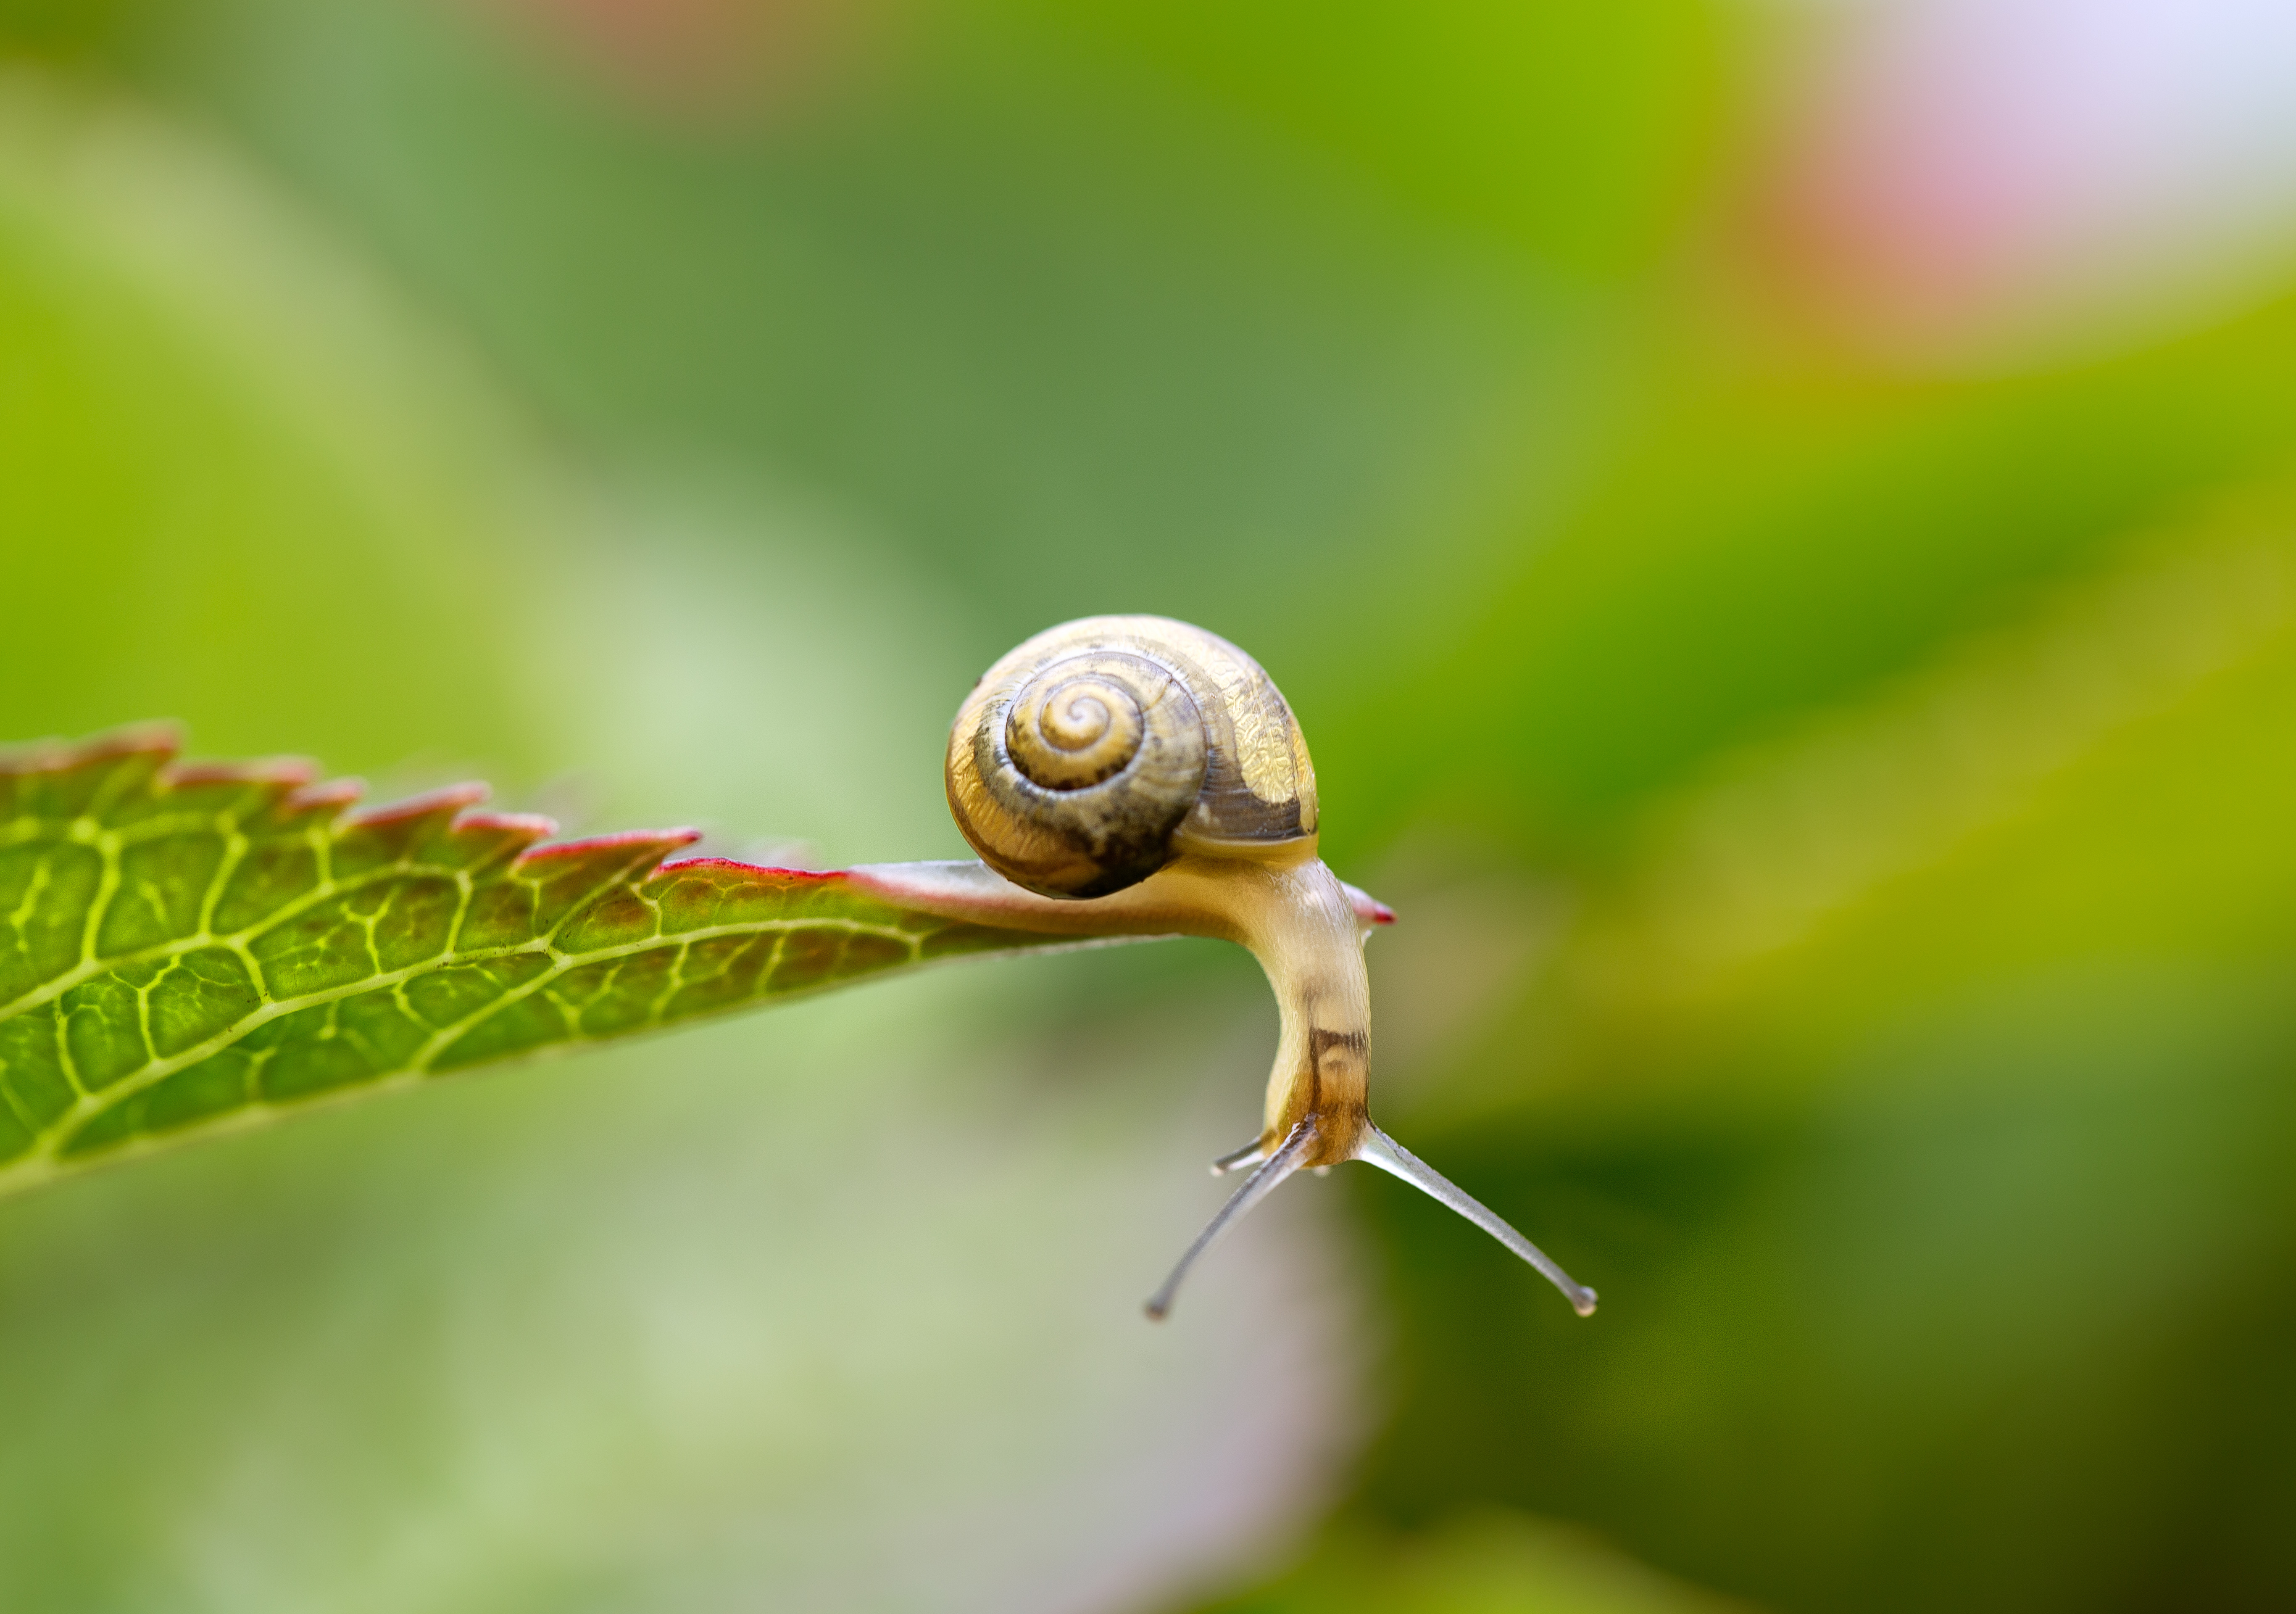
0,728,1069,1195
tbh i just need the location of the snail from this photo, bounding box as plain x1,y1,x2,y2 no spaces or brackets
852,616,1596,1321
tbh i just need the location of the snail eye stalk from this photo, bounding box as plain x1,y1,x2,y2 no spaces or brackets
1353,1124,1598,1316
1145,1119,1318,1320
1146,1121,1597,1320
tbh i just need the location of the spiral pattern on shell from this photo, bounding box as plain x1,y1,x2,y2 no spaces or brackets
1005,668,1150,790
946,616,1319,898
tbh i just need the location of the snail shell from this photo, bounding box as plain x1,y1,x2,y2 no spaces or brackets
945,615,1318,899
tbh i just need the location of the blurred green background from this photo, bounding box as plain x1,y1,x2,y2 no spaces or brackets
7,1,2296,1609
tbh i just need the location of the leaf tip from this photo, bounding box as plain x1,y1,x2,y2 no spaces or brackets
1342,881,1396,926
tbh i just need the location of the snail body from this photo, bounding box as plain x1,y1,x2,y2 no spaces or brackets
853,615,1593,1320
